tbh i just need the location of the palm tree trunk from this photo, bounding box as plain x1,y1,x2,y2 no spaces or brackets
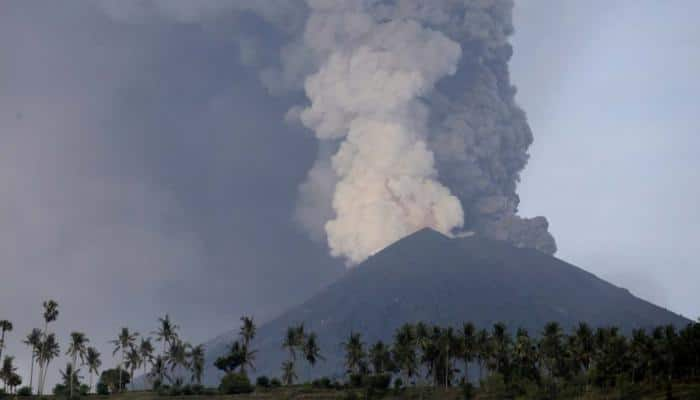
0,329,6,363
28,354,35,394
71,354,77,398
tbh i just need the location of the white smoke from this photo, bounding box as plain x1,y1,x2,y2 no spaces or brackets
97,0,557,265
294,2,464,264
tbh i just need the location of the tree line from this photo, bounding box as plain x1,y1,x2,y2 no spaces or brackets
1,300,699,399
0,301,205,397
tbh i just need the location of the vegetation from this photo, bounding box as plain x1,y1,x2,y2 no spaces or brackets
1,301,699,399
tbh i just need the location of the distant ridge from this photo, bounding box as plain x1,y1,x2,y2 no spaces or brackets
200,228,690,384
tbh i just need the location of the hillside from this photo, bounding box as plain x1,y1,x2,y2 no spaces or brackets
201,229,689,385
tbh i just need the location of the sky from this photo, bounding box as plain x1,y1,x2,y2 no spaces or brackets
1,0,699,388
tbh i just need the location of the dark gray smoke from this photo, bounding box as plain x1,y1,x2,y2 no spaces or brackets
99,0,556,262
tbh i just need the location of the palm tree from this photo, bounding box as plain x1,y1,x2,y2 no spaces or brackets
66,331,89,398
189,345,205,385
59,363,81,393
282,324,305,381
153,315,179,355
124,347,142,390
0,321,13,364
234,341,257,375
393,323,417,384
37,333,60,395
369,341,391,375
7,373,21,394
303,332,323,380
461,322,476,384
111,327,138,392
490,322,512,383
571,322,594,375
342,332,366,376
240,316,256,347
23,328,42,394
138,337,155,388
512,328,537,382
281,360,297,385
1,356,17,391
38,299,58,395
85,347,101,393
283,326,299,360
148,355,169,385
166,339,190,385
475,329,490,381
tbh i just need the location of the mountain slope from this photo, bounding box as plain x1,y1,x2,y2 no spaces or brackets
200,229,689,385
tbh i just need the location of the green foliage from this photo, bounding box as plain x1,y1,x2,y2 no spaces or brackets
96,381,110,396
256,375,270,388
98,368,130,393
270,377,282,387
219,371,253,394
16,386,32,397
312,376,333,389
52,383,67,397
461,382,475,400
0,388,6,399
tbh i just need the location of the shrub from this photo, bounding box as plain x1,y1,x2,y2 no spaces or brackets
181,384,193,396
270,378,281,388
256,375,271,388
0,389,7,399
312,377,333,389
343,391,360,400
219,372,253,395
79,384,90,396
52,383,67,396
191,384,204,394
168,385,182,396
17,387,32,397
461,382,475,400
367,374,391,390
349,373,364,388
96,382,110,395
393,377,403,390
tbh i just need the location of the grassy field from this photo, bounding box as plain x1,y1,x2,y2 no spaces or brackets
22,382,697,400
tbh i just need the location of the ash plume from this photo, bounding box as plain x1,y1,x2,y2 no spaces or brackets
290,0,556,263
99,0,557,264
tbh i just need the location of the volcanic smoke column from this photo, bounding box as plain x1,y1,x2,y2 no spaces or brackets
297,2,465,264
294,0,556,264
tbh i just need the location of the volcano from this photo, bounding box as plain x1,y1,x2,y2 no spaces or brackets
199,229,689,384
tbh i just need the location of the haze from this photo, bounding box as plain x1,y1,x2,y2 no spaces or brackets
1,0,698,387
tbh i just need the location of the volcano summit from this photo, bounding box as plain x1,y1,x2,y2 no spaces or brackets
199,229,688,384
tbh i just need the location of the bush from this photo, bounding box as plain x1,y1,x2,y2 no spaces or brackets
367,374,391,390
168,385,183,396
0,389,7,399
343,391,360,400
17,387,32,397
96,382,110,395
191,384,204,394
219,372,253,395
156,384,170,396
79,384,90,396
256,375,271,388
461,382,475,400
52,384,67,396
312,377,332,389
270,378,281,388
393,377,403,390
181,384,193,396
349,373,364,388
